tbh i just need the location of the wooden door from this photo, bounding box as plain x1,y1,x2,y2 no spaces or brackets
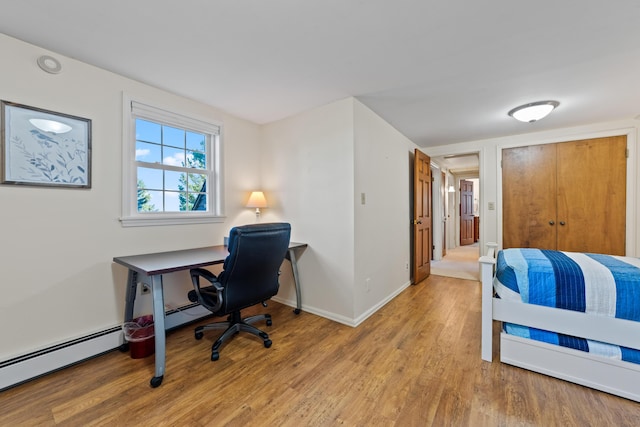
556,136,626,255
413,149,431,283
502,144,557,249
503,136,627,254
460,179,475,246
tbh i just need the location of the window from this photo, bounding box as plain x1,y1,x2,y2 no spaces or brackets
121,99,224,226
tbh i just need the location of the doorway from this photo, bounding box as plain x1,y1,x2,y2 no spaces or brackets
429,153,480,280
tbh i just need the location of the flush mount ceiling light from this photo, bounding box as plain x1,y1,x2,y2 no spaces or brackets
508,100,559,123
37,55,62,74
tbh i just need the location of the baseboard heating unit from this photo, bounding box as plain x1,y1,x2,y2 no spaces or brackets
0,304,210,391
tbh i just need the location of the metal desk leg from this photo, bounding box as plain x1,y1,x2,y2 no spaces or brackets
120,270,138,351
124,270,138,322
287,248,302,314
150,275,166,388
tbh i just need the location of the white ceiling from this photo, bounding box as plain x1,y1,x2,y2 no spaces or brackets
2,1,640,148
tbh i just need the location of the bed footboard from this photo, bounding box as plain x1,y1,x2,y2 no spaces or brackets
479,242,497,362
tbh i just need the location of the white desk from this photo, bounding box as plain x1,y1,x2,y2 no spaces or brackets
113,242,307,387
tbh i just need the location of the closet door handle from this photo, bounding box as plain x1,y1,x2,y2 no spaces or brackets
559,221,566,226
549,220,555,225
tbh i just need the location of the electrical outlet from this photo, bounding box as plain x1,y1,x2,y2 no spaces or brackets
405,262,409,271
140,283,151,295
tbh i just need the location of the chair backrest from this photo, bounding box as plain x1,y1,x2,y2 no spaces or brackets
218,222,291,313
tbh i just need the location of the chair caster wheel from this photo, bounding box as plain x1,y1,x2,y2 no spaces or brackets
266,319,272,326
294,308,301,315
150,376,163,388
264,339,272,348
195,331,204,340
211,351,220,361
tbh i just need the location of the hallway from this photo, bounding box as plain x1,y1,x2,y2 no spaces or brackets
431,243,479,281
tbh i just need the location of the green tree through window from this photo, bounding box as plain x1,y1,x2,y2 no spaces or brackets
178,144,206,211
137,179,157,212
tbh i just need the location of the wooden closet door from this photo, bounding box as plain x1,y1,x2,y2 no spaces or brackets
556,136,626,255
502,144,557,249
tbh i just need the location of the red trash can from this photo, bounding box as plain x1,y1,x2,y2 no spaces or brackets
122,315,155,359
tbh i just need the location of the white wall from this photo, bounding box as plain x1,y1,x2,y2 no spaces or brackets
353,100,415,320
426,121,640,257
261,98,356,322
261,98,419,324
0,34,263,361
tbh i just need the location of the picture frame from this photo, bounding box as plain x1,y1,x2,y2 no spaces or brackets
1,101,91,188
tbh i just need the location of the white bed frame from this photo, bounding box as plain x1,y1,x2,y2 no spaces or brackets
479,243,640,402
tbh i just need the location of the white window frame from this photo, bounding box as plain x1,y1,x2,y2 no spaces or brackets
120,96,225,226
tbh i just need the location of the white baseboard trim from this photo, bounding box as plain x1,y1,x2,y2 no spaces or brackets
271,296,357,326
272,280,412,328
0,304,211,392
353,281,412,327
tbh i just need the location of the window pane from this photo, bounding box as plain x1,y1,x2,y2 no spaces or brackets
136,119,161,144
137,167,163,191
165,170,185,192
143,190,163,212
182,192,197,211
188,174,207,211
186,150,206,170
188,173,207,191
163,126,185,149
136,141,161,163
163,146,185,167
191,193,207,211
186,131,205,152
165,191,184,212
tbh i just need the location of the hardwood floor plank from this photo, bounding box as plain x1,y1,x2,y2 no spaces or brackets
2,275,640,426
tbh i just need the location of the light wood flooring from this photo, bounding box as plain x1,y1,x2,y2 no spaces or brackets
2,275,639,426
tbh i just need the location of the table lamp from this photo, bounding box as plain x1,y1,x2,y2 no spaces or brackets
246,191,267,218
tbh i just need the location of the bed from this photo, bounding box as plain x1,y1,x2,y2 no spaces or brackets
479,243,640,401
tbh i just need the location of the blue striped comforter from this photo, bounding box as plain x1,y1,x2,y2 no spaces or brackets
494,248,640,364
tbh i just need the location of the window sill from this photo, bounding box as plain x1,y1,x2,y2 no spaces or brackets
120,214,226,227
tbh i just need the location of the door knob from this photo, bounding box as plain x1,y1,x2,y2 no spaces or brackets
413,219,422,225
559,221,566,226
549,220,555,225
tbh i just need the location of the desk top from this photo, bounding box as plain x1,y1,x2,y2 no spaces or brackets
113,242,307,276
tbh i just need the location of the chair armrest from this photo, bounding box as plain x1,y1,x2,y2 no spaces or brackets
189,268,224,312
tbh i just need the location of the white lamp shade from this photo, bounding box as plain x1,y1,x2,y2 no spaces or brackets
246,191,267,208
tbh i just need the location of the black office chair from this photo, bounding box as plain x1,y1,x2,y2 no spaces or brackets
188,222,291,361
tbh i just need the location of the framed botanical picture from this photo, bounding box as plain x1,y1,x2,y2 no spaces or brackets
1,101,91,188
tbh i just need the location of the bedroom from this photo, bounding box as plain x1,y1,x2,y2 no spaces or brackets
1,1,640,422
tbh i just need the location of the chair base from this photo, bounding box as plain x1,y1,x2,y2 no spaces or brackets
194,311,273,361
